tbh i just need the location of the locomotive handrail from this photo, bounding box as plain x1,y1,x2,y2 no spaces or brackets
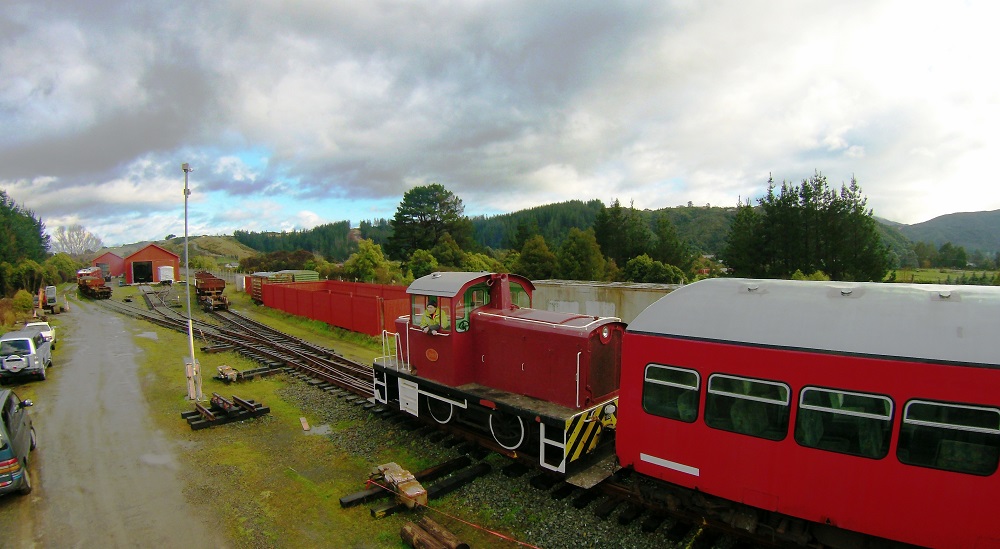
476,311,621,331
379,329,403,370
576,351,581,408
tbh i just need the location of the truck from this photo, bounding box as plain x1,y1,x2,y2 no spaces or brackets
39,286,61,314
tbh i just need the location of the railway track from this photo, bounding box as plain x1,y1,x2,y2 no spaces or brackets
96,288,374,397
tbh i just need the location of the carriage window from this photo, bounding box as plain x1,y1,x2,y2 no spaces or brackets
795,387,893,459
456,284,490,332
705,374,790,441
642,365,700,423
897,400,1000,476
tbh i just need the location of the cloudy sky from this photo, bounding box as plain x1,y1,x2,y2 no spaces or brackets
2,1,998,247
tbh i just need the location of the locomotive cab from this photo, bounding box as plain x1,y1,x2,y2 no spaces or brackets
394,272,531,386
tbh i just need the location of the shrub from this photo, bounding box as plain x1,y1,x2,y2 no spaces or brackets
12,289,34,313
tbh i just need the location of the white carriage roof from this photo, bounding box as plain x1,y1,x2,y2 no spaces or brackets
628,277,1000,367
407,272,492,297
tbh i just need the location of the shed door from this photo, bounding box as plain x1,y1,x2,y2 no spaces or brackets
133,261,153,283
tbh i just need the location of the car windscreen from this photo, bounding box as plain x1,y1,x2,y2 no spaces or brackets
0,340,30,356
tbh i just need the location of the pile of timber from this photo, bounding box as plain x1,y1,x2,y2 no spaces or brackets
401,516,469,549
181,393,270,430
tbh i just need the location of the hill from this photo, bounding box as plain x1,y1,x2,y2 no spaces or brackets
159,235,259,261
895,210,1000,254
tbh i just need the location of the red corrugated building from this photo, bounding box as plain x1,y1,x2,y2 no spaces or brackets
124,244,180,284
90,251,125,278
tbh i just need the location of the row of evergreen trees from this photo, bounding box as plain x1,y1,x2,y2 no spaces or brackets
0,191,81,301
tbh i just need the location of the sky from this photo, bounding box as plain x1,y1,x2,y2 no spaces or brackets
2,1,999,247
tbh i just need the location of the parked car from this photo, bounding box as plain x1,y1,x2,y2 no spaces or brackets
0,389,35,495
0,330,52,382
24,321,56,350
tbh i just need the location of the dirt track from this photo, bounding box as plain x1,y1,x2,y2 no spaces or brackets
0,299,228,548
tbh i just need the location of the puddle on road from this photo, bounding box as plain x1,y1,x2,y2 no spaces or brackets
139,453,179,469
304,424,332,435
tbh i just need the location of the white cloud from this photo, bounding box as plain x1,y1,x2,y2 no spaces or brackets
4,0,1000,245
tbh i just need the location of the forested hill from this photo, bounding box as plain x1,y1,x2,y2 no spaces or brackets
894,210,1000,254
470,200,604,250
471,201,737,254
232,200,1000,262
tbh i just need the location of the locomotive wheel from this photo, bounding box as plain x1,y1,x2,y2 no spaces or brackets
427,398,454,424
489,412,525,450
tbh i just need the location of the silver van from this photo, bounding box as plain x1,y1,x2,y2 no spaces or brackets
0,330,52,381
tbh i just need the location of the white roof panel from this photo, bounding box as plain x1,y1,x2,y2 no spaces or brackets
628,278,1000,367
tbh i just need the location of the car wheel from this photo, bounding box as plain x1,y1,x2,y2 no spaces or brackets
38,367,46,381
18,459,32,495
30,427,36,451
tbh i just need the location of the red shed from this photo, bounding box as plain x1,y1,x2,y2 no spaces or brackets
124,244,180,284
90,251,125,278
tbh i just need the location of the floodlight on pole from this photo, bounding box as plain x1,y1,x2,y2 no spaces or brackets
182,163,202,401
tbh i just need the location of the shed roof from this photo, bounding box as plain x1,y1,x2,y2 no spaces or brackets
123,243,179,260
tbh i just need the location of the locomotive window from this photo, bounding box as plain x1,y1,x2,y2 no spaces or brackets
642,365,700,423
897,400,1000,476
705,374,790,441
794,387,893,459
456,284,490,333
411,296,452,333
509,282,531,308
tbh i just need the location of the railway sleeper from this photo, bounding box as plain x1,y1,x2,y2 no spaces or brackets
528,473,561,491
617,501,644,525
593,496,623,519
369,462,492,520
550,482,576,500
639,511,668,533
571,488,603,509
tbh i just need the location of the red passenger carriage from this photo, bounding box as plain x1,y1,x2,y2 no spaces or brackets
617,278,1000,548
374,272,625,486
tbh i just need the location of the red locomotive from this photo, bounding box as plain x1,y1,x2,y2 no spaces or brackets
618,278,1000,548
375,273,1000,548
76,266,112,299
374,272,625,485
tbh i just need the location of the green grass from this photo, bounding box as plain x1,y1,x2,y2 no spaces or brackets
121,284,520,548
131,319,415,548
893,268,998,284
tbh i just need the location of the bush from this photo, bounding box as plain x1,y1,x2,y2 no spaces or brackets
12,289,34,313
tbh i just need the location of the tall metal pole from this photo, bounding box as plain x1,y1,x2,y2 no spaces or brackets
182,163,202,400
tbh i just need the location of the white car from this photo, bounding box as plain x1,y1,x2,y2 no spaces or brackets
24,322,56,350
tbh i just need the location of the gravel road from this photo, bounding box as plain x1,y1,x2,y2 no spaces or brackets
0,299,229,548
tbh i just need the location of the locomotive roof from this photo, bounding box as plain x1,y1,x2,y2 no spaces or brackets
407,272,535,298
628,277,1000,367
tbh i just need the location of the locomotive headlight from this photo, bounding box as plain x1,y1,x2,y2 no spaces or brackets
599,325,611,343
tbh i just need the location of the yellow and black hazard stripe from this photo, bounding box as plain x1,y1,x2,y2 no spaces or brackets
564,398,619,464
